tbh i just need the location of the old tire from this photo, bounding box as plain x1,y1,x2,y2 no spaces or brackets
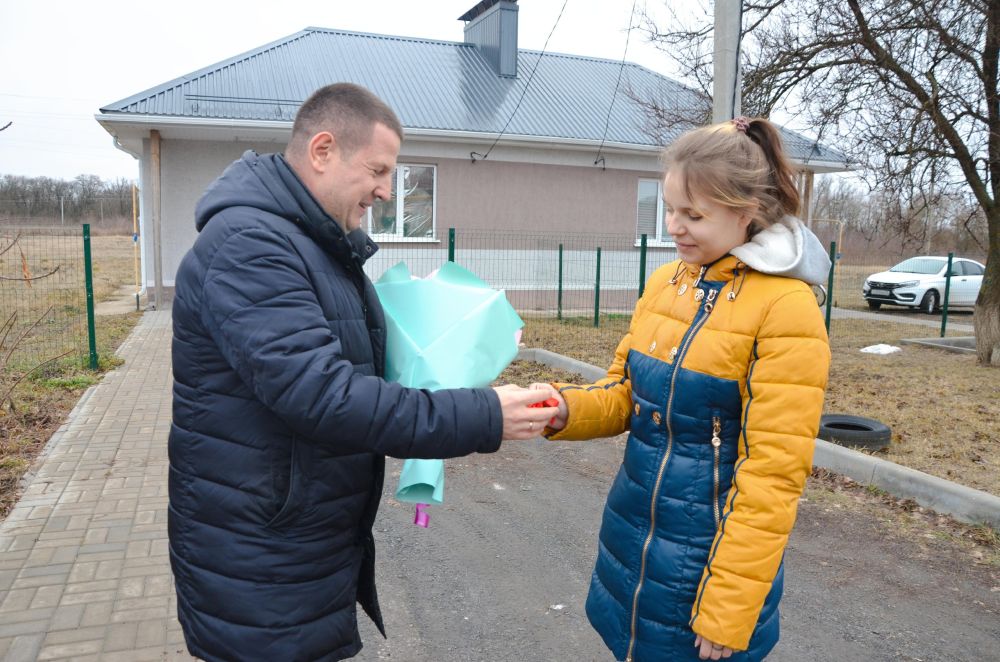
818,414,892,451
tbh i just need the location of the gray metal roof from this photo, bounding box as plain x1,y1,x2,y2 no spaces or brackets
100,27,846,165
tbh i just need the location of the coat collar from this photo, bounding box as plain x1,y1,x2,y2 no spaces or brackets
679,255,745,284
273,154,380,268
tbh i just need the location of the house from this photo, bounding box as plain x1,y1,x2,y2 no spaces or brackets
96,0,849,308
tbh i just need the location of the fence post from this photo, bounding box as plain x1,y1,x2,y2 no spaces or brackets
594,247,602,328
825,241,836,333
557,243,564,321
941,252,954,337
639,233,647,297
448,228,455,262
83,224,99,370
60,196,65,226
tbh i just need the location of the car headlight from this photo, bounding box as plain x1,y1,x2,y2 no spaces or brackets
895,280,919,288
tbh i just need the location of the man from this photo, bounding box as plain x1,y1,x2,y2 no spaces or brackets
168,82,555,661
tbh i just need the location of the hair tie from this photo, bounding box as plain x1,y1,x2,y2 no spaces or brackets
731,116,750,133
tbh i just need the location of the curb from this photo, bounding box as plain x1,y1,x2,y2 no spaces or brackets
517,347,1000,530
900,336,977,355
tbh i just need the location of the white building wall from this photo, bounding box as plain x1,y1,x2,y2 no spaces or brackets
139,138,286,288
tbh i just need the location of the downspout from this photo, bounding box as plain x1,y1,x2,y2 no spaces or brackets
803,170,815,229
109,133,148,304
150,129,164,309
132,184,140,311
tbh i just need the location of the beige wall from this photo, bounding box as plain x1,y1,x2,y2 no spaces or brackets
433,157,658,234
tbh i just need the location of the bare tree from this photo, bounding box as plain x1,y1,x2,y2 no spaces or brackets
641,0,1000,366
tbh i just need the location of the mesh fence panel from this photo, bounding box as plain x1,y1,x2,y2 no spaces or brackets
362,227,978,347
1,226,87,373
362,230,680,337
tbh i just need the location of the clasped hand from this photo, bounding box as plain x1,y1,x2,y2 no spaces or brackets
492,384,567,440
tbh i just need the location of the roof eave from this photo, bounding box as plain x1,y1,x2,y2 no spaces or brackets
95,112,662,154
95,113,851,173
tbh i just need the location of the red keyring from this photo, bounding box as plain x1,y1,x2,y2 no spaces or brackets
528,398,560,426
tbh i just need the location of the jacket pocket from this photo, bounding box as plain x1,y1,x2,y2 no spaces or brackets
265,435,303,530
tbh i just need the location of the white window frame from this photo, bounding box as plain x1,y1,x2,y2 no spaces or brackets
367,164,438,242
635,178,674,247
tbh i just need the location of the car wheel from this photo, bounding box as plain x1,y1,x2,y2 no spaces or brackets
866,300,882,311
919,290,939,315
818,414,892,451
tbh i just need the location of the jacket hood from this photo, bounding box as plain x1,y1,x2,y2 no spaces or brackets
729,216,831,286
194,150,378,264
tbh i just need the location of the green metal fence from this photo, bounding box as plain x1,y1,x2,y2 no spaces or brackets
364,228,978,348
364,229,680,336
1,225,98,379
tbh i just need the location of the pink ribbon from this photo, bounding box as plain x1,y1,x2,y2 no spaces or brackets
413,503,430,528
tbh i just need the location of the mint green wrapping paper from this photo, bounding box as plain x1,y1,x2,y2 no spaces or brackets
374,261,524,506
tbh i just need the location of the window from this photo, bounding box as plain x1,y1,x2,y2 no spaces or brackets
368,164,436,240
636,179,672,246
960,261,984,276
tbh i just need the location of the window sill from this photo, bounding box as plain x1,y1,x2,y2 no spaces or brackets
370,236,440,244
634,240,676,248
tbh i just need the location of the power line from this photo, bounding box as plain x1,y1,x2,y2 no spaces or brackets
471,0,570,163
594,0,638,170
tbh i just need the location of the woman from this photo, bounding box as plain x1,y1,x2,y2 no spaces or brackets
535,117,831,661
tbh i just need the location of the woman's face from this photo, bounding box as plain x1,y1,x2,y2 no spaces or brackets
663,171,752,266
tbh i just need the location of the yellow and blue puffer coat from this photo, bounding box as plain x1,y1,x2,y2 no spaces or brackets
549,220,831,661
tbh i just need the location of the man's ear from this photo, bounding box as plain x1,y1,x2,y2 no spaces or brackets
307,131,338,172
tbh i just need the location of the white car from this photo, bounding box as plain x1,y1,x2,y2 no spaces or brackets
862,256,985,314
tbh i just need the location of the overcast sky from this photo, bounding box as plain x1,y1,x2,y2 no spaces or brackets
0,0,698,182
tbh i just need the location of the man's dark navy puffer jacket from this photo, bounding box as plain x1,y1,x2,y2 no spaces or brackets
168,151,503,662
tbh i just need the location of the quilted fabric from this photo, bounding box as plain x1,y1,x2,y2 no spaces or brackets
550,255,830,661
169,151,503,662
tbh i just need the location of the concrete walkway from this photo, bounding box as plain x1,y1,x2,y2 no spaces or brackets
0,311,186,661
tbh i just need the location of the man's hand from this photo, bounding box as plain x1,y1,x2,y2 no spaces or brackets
492,385,561,440
527,383,567,430
694,634,734,660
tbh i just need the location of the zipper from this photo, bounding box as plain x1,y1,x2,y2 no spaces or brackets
711,415,722,527
625,269,714,662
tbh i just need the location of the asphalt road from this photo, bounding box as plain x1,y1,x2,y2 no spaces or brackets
356,435,999,662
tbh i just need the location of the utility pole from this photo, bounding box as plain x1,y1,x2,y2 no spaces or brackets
923,164,936,254
712,0,742,123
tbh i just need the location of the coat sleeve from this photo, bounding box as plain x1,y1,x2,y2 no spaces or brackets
689,287,830,650
544,285,651,442
198,226,502,458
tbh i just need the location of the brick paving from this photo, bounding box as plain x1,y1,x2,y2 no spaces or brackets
0,311,193,661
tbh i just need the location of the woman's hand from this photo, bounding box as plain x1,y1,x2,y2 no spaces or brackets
527,383,567,430
492,385,561,440
694,634,733,660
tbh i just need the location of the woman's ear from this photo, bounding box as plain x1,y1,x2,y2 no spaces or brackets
738,201,759,231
